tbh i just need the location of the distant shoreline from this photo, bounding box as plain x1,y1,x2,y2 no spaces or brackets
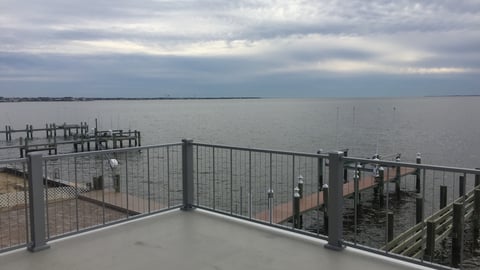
0,97,262,103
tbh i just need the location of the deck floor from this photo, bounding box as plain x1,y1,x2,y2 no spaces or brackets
0,209,431,270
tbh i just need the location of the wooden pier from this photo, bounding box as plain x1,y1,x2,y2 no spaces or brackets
1,122,89,141
0,122,141,158
255,166,417,223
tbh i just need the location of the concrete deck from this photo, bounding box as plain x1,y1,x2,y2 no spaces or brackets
0,210,432,270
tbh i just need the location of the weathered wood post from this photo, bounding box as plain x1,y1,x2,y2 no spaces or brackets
93,176,103,190
25,124,29,139
4,125,8,141
293,186,301,229
317,149,323,191
425,220,436,261
325,151,345,250
53,123,57,137
415,153,421,193
459,175,465,197
451,202,464,268
475,168,480,188
297,175,304,198
138,131,141,146
378,167,385,206
113,174,121,192
474,188,480,238
387,211,394,242
354,166,361,217
63,122,67,138
27,153,50,252
19,137,24,158
440,185,447,209
343,149,348,183
45,124,49,138
416,197,423,224
323,185,329,234
395,155,401,200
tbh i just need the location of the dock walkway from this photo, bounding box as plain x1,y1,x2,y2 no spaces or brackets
255,167,416,223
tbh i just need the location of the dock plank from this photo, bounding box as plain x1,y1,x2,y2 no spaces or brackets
79,190,164,215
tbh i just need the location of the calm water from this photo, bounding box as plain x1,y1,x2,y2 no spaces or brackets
1,97,480,167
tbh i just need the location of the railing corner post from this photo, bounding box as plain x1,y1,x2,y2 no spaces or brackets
325,151,345,251
27,152,50,252
181,139,194,211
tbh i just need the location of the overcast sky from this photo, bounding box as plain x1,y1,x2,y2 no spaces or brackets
1,0,479,97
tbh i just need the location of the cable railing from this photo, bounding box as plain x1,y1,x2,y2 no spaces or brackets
1,140,479,269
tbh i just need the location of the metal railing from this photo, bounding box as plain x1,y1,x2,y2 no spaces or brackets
2,139,480,269
0,143,183,252
192,142,329,237
0,158,29,252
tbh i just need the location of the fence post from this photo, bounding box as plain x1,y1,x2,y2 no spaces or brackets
325,151,345,251
181,139,194,211
27,153,50,252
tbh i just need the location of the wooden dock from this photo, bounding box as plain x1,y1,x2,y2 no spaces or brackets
0,124,141,158
255,166,417,223
79,190,164,215
382,186,480,259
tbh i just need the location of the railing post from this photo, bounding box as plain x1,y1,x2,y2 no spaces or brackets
325,151,345,251
181,139,194,211
27,153,50,252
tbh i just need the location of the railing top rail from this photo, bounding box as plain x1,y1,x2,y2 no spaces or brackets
42,142,182,160
192,142,329,158
0,157,27,165
344,156,480,175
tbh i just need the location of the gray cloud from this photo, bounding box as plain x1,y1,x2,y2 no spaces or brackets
0,0,479,97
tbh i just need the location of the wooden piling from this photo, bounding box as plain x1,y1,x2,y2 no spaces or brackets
317,150,323,191
451,202,464,268
425,220,436,261
416,154,421,193
343,149,348,183
93,176,103,190
474,189,480,235
293,190,301,229
114,175,121,192
323,186,329,233
459,175,465,197
475,169,480,188
440,185,447,209
137,131,141,146
416,197,423,224
395,166,401,200
378,168,385,206
298,175,304,199
19,137,24,158
387,211,394,242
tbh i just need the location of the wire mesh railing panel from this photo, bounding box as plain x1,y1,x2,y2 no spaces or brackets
41,144,183,239
193,143,327,236
0,159,29,251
